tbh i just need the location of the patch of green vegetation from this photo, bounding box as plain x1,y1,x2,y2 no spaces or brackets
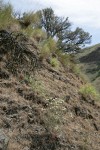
39,43,51,60
79,84,99,100
50,57,60,68
21,26,34,37
24,75,47,97
39,37,57,60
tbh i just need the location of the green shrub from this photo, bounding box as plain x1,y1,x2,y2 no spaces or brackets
79,84,99,99
21,26,47,41
50,57,60,68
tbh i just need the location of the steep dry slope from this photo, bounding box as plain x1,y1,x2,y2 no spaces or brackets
0,31,100,150
77,44,100,92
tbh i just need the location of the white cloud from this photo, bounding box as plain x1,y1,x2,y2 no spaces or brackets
36,0,100,29
7,0,100,29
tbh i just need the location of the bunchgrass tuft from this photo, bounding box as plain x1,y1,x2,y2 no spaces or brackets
19,11,40,28
50,57,60,68
39,37,57,60
39,43,51,60
79,84,99,100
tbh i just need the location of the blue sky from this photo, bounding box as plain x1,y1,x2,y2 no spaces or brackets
4,0,100,46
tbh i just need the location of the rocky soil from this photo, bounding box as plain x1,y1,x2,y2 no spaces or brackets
0,32,100,150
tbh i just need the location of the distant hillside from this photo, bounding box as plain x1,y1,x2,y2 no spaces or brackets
77,44,100,92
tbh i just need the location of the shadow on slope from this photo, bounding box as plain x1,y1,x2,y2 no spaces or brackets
30,133,60,150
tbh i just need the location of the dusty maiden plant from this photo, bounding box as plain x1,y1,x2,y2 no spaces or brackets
43,98,66,133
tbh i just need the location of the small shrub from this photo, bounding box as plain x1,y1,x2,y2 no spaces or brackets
79,84,99,99
50,57,60,68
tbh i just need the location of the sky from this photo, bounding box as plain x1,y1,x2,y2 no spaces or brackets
4,0,100,46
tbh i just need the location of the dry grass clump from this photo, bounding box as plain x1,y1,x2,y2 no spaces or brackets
0,2,15,29
19,11,40,28
21,26,34,37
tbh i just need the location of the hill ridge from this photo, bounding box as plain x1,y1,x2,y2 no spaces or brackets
77,44,100,93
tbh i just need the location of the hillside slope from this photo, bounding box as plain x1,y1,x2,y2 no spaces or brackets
0,31,100,150
77,44,100,92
